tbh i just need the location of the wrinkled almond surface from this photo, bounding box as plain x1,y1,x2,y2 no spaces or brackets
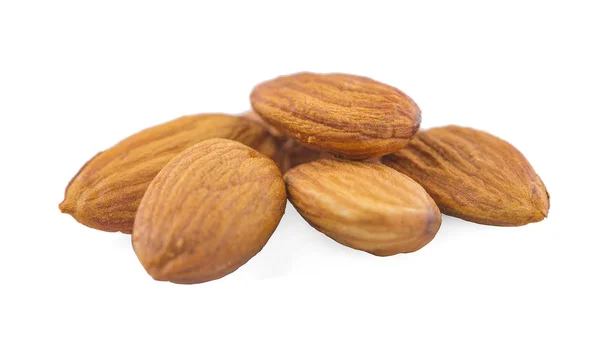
284,159,441,256
59,114,278,233
133,139,286,284
381,126,550,226
250,72,421,159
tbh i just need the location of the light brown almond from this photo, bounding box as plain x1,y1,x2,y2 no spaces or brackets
250,72,421,159
59,114,278,233
284,159,441,256
381,125,549,226
132,139,286,284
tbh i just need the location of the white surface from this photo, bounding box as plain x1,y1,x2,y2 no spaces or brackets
1,1,598,343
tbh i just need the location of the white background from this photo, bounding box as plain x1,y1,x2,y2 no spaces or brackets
1,1,598,343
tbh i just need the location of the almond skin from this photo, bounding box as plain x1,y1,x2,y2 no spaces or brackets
381,126,550,226
250,72,421,159
132,139,286,284
59,114,278,234
284,159,441,256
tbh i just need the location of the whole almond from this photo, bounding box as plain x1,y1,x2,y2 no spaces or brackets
284,159,441,256
59,114,278,234
132,139,286,284
250,72,421,159
381,125,549,226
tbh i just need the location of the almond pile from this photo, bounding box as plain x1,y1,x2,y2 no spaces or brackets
60,72,550,284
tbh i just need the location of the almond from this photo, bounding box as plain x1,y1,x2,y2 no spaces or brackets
59,114,278,234
381,125,550,226
132,139,286,284
284,159,441,256
250,72,421,159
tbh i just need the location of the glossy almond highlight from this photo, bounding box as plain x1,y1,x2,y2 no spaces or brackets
284,159,441,256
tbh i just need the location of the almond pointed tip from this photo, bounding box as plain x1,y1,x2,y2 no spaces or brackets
539,206,549,219
59,199,74,214
531,203,549,223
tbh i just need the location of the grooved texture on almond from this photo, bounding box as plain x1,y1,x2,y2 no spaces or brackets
59,114,278,234
132,139,286,284
284,159,441,256
250,72,421,159
381,126,550,226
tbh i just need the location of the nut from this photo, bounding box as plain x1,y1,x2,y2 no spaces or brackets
250,72,421,159
59,114,279,233
381,125,550,226
132,139,286,284
284,159,441,256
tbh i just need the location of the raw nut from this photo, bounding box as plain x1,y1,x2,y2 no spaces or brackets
59,114,279,234
381,125,550,226
250,72,421,159
284,159,441,256
132,139,286,284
